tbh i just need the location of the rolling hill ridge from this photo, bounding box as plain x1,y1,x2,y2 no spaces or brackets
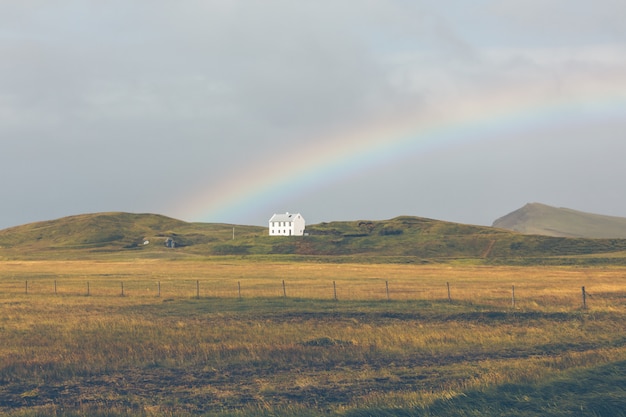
3,211,626,264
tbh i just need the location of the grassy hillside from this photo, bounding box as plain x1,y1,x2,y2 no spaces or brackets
0,212,264,258
3,212,626,264
493,202,626,238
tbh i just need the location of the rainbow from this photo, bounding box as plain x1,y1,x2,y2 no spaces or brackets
175,78,626,224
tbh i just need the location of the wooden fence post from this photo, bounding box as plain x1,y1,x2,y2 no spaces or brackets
87,281,90,296
385,281,390,301
121,282,125,297
157,281,161,297
25,280,28,295
512,285,516,309
447,282,451,303
333,281,337,301
282,280,287,298
238,281,242,299
582,286,587,309
196,280,200,299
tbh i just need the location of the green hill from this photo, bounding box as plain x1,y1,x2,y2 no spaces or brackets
493,203,626,238
3,212,626,264
0,212,263,258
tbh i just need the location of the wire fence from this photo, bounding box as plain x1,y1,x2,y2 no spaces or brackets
2,278,624,311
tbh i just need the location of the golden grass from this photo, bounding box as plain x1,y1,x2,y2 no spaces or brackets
2,260,626,415
2,260,625,310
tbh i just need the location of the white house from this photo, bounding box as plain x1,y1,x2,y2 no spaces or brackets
268,212,305,236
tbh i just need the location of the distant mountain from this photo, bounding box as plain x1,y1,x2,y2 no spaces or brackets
492,203,626,238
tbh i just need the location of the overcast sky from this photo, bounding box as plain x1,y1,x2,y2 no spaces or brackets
1,1,626,229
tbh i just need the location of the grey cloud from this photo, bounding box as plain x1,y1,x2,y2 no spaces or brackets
1,1,626,229
483,0,626,45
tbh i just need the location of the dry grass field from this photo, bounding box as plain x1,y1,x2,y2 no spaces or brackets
2,260,626,416
2,260,622,306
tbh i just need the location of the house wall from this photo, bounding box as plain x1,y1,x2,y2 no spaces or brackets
269,221,294,236
292,214,305,236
